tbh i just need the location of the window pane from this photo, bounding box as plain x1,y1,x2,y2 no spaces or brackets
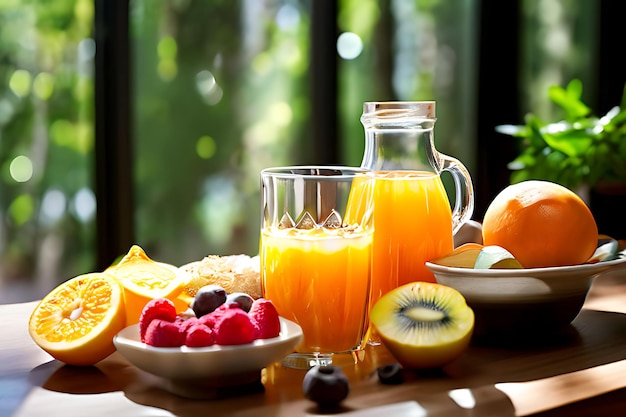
0,1,95,303
131,1,312,264
521,0,597,118
338,0,479,190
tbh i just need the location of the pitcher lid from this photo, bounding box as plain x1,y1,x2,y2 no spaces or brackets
362,101,436,119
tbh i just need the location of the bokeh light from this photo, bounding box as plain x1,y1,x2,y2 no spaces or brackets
72,187,97,223
276,4,300,31
197,135,217,159
9,69,32,97
196,70,223,105
33,72,55,100
9,155,34,182
41,189,67,225
157,36,178,80
337,32,363,60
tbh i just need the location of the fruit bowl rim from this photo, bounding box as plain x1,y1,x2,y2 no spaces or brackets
426,255,626,278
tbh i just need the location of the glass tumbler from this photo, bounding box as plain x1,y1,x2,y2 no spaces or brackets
260,166,375,368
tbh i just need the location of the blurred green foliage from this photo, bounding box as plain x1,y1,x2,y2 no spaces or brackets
0,0,95,286
131,1,313,264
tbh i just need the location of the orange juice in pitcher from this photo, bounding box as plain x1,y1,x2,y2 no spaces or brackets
360,102,474,309
371,171,453,296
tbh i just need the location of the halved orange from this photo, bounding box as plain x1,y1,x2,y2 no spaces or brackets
28,272,126,366
106,245,189,325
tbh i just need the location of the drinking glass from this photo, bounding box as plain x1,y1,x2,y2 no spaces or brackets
260,166,374,368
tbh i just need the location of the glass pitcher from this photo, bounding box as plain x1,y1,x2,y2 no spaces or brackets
360,101,474,306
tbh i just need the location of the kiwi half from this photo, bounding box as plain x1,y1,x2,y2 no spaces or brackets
370,282,474,370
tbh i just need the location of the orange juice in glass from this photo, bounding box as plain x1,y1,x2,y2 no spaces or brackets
260,166,374,368
360,102,474,318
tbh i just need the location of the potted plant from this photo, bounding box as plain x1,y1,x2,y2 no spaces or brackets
496,79,626,238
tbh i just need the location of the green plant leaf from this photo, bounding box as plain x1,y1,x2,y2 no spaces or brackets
541,128,594,157
566,78,583,96
525,115,549,148
548,79,590,121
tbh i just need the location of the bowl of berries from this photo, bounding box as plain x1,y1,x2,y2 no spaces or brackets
113,285,303,397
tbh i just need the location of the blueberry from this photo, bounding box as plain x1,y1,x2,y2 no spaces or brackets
191,284,227,317
225,292,255,312
302,365,349,407
376,363,404,385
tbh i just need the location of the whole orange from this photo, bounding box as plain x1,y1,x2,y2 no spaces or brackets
482,180,598,268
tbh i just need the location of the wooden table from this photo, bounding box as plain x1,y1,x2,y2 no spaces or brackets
2,270,626,417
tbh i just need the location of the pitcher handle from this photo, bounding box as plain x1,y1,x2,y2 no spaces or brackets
440,154,474,234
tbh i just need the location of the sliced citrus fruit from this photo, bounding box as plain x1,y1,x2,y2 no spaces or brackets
430,243,484,268
28,272,126,366
107,245,189,325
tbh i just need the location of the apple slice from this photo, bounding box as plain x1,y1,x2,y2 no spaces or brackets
473,245,523,269
430,243,484,268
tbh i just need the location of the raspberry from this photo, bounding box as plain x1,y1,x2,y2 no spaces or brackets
185,324,215,347
176,316,200,333
214,309,258,345
248,298,281,339
139,298,177,342
198,302,241,329
143,319,185,347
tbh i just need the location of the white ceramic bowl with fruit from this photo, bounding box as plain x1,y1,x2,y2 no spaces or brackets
113,317,302,382
113,286,303,399
428,181,626,341
426,250,626,339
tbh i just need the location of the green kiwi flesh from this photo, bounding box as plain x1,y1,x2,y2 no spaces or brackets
370,282,474,369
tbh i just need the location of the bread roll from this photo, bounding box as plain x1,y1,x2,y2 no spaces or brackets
180,254,261,299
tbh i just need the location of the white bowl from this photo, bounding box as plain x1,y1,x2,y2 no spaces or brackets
426,256,626,340
113,317,302,397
